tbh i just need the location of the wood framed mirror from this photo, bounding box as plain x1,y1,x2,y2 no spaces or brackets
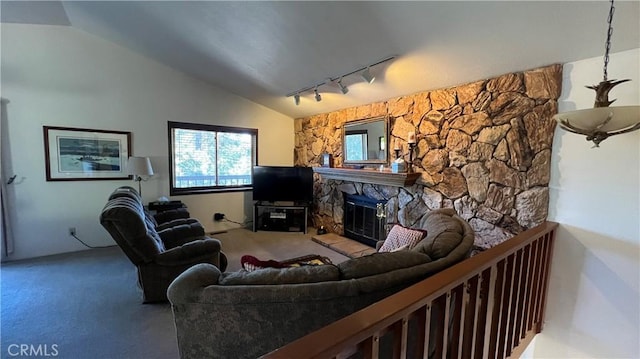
343,116,388,165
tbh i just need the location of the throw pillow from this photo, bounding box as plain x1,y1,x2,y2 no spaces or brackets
391,243,410,252
378,224,427,253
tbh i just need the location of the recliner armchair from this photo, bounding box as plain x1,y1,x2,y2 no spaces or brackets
108,186,198,230
100,187,227,303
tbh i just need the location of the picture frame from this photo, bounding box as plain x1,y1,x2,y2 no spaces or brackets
43,126,132,181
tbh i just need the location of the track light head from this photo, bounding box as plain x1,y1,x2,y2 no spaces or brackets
361,67,375,84
337,78,349,94
286,56,395,105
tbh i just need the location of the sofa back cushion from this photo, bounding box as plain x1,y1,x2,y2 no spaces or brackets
219,265,340,285
338,251,432,280
100,196,165,264
108,186,142,202
411,209,464,260
108,186,161,228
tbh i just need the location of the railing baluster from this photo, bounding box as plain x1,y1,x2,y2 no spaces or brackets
531,238,543,331
527,240,540,330
517,244,531,341
459,278,476,359
474,269,490,359
536,233,555,332
424,304,432,359
505,249,523,356
448,285,464,359
359,335,377,359
412,307,427,358
497,255,514,358
433,295,447,359
401,318,409,359
484,261,503,359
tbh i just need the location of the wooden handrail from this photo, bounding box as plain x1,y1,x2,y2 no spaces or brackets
263,221,558,359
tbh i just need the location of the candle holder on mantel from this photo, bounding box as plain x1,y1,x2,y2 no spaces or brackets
407,142,417,173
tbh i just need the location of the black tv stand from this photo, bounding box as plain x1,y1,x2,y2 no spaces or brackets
253,201,309,233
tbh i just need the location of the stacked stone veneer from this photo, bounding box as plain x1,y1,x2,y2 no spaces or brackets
294,64,561,249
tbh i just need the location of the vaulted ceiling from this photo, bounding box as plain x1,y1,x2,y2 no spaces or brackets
2,1,639,119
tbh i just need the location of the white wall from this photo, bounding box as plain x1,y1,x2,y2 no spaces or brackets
0,23,294,260
530,49,640,358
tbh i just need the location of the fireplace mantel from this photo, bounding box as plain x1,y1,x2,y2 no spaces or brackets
313,167,420,187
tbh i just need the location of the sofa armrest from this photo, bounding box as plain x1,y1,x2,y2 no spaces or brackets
158,224,206,248
167,263,223,303
154,238,221,266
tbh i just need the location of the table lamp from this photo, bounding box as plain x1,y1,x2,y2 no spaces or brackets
126,156,154,196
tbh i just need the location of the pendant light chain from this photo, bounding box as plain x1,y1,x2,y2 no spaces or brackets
603,0,615,81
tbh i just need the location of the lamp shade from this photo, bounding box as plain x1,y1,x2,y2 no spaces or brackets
126,157,154,176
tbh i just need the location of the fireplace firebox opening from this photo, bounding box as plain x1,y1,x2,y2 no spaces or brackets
343,193,387,247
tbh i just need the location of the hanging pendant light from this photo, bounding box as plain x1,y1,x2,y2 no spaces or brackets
553,0,640,147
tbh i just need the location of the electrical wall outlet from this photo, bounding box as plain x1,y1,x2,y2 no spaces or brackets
68,227,76,236
214,213,225,221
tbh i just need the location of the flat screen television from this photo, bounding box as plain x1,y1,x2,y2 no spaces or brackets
252,166,313,203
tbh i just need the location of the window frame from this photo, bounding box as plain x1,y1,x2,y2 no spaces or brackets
345,129,368,161
168,121,258,196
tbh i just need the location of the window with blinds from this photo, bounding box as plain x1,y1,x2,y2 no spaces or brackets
168,121,257,195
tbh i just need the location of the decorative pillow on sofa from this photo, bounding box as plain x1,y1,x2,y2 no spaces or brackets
378,224,428,252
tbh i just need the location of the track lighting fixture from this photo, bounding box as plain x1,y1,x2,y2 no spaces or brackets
337,78,349,94
361,67,375,84
285,55,395,105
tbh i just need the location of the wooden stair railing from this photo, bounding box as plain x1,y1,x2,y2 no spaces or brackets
262,221,557,359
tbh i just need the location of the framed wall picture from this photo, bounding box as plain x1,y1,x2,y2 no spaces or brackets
43,126,132,181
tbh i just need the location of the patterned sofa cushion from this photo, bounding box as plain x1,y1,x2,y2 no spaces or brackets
378,224,428,252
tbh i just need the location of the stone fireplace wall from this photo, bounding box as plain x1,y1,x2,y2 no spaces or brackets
294,64,561,249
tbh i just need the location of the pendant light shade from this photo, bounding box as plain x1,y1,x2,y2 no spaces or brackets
553,0,640,147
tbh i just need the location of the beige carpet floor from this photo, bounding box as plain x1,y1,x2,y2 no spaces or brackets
213,227,352,271
1,228,355,358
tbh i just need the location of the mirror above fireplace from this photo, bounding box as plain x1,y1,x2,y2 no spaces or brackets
343,116,388,165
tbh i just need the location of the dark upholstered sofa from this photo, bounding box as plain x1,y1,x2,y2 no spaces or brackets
100,186,227,303
167,208,474,358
